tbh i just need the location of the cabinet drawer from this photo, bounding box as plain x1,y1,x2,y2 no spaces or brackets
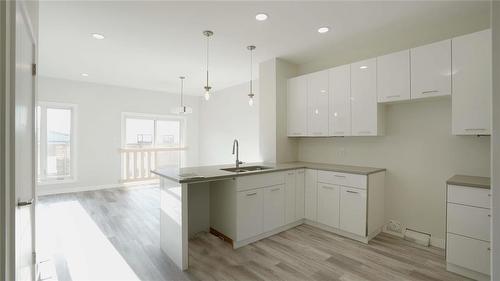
237,172,285,191
339,187,367,236
317,170,367,189
447,203,490,241
447,233,490,275
447,185,491,209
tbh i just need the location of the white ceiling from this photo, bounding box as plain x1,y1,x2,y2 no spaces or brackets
39,1,489,95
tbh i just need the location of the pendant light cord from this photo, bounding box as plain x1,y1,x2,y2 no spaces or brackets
180,78,184,107
250,48,253,94
206,35,209,88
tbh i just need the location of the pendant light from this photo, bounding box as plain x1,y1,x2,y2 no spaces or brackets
173,76,192,114
203,30,214,100
247,45,256,106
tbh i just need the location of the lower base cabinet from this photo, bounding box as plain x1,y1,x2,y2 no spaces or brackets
236,188,263,241
446,182,491,280
263,184,285,232
317,183,340,228
339,187,367,236
210,168,385,248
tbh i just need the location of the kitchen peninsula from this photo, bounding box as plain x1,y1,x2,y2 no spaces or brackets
153,162,386,270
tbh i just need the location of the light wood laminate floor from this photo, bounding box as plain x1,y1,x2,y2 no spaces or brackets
39,187,470,281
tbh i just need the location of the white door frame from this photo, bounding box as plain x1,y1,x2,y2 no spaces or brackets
1,0,38,280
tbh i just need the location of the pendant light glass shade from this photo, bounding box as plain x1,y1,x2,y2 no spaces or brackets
172,76,193,114
203,30,213,100
247,45,256,106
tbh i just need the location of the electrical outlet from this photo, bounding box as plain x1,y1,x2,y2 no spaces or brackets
387,220,403,233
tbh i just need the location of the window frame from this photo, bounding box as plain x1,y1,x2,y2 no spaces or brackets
121,112,186,149
37,101,77,185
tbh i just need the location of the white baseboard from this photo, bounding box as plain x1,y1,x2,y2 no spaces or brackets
37,180,159,196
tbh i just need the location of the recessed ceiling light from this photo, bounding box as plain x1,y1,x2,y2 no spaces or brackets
317,26,330,34
81,73,89,77
91,33,105,40
359,66,368,69
255,13,268,21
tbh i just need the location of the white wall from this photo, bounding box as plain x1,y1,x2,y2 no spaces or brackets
294,13,491,245
198,81,261,166
37,77,200,194
298,99,490,244
491,1,499,279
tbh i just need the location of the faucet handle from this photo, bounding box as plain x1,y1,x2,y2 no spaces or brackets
237,160,243,165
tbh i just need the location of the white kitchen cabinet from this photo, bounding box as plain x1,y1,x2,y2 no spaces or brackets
351,59,382,136
304,169,318,221
285,171,296,225
329,64,351,136
411,39,451,99
287,76,308,136
452,29,491,135
339,187,367,236
377,50,410,102
317,183,340,228
307,70,329,136
446,178,491,281
236,188,264,241
263,185,285,232
295,169,305,220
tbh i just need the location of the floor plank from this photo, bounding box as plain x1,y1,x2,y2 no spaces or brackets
39,186,471,281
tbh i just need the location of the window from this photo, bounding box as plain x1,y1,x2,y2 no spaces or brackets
123,114,183,148
37,102,76,184
121,113,186,182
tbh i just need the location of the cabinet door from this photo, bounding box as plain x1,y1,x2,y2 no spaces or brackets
285,171,296,225
411,39,451,99
317,183,340,228
329,65,351,136
295,169,305,220
377,50,410,102
351,58,378,136
307,70,329,136
263,185,285,232
304,169,318,221
452,29,491,135
339,187,367,236
237,189,264,241
287,76,308,136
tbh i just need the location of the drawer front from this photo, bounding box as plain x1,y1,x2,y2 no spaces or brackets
447,203,490,241
317,170,367,189
447,185,491,209
237,172,285,191
447,233,490,275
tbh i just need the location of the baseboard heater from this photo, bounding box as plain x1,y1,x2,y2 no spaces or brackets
404,228,431,247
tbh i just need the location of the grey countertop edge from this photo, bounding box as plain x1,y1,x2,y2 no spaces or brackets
152,162,386,184
447,174,491,190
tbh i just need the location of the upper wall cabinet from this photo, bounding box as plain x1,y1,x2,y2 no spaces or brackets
307,70,329,136
452,29,491,135
377,50,410,103
329,65,351,136
411,39,452,99
287,76,308,136
351,59,383,136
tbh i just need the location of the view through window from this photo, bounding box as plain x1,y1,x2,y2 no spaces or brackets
121,114,185,182
37,103,76,183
